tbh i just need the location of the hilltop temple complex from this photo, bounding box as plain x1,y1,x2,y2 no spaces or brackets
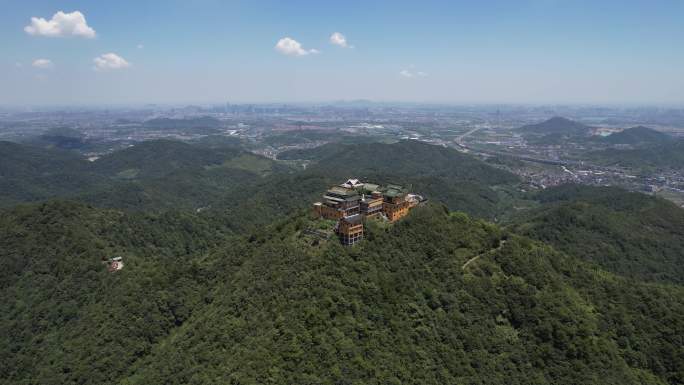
313,179,424,245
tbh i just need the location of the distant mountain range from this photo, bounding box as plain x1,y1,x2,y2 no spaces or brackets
517,118,676,149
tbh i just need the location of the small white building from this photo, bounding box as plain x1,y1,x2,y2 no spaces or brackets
341,178,363,189
108,256,124,272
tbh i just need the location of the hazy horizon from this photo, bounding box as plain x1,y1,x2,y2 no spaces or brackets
3,100,684,110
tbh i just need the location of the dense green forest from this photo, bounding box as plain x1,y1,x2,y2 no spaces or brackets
0,201,232,384
123,205,684,385
1,202,682,384
1,138,683,384
0,139,285,210
0,141,106,206
509,185,684,284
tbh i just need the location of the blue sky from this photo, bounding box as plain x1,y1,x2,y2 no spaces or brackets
1,0,683,105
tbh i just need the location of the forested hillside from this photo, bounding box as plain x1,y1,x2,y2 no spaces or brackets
602,126,672,146
82,140,285,211
1,139,683,384
509,185,684,284
0,141,105,206
516,117,593,144
275,140,519,219
24,127,90,150
1,202,682,384
518,117,592,135
589,140,684,171
0,139,285,211
0,201,232,384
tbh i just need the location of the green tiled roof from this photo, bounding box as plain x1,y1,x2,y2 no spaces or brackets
327,186,357,196
359,183,379,193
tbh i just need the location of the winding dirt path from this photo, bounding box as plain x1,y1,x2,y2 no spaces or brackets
462,240,507,270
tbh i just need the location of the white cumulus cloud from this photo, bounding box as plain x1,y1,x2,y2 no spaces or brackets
32,59,53,69
400,68,428,78
330,32,353,48
24,11,96,38
93,53,131,71
275,37,319,56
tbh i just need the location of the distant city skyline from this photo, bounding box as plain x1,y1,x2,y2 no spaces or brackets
1,0,684,105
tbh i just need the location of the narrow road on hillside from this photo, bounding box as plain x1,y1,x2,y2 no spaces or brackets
462,240,507,270
455,126,484,145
